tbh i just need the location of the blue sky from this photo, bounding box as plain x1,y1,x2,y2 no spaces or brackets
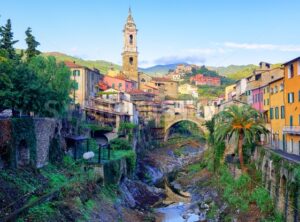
1,0,300,67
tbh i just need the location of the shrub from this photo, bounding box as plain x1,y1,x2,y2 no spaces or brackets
124,150,136,173
187,162,206,173
110,138,132,150
251,187,273,213
27,203,56,222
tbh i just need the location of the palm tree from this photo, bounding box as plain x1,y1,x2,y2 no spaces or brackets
214,105,268,172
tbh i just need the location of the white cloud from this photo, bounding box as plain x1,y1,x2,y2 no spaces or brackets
224,42,300,52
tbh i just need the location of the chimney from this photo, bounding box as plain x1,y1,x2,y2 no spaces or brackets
259,62,271,70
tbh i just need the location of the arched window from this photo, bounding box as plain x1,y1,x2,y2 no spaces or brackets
129,35,133,44
141,78,146,83
129,57,133,65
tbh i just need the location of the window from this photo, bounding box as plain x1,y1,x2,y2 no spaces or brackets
73,70,80,77
118,83,122,89
270,87,273,94
270,108,274,119
129,34,133,44
275,107,279,119
298,90,300,101
290,115,293,126
280,83,284,91
274,86,278,93
288,64,294,78
267,99,270,105
112,83,115,89
129,57,133,65
141,78,146,83
281,106,285,119
288,92,294,103
264,100,266,106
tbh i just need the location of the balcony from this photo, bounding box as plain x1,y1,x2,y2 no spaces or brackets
283,126,300,134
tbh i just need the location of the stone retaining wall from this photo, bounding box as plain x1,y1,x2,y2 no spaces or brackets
254,147,299,222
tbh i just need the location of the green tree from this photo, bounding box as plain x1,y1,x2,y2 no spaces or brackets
0,49,13,111
27,56,73,116
25,27,40,61
0,19,18,59
214,105,268,172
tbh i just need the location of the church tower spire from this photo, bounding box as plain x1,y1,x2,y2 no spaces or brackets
122,8,138,82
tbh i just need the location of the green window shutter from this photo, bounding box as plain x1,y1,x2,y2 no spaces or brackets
270,108,274,119
290,115,293,126
275,107,279,119
281,106,285,119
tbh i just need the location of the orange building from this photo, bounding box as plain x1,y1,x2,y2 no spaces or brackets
269,76,285,150
283,57,300,155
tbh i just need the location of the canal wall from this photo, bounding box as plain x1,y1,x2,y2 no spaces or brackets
254,146,299,222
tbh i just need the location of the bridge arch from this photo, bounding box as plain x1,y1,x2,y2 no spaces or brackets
164,118,206,141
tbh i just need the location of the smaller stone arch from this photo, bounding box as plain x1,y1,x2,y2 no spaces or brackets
279,175,288,216
16,139,30,168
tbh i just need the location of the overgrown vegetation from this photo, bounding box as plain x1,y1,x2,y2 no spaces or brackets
0,155,123,221
110,138,132,150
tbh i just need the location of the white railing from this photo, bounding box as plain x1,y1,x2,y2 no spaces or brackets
283,126,300,134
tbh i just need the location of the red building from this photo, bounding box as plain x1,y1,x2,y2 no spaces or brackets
190,74,221,86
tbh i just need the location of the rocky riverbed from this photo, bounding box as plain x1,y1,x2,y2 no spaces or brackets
90,139,227,222
132,139,227,222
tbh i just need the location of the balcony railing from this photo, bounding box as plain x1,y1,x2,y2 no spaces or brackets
283,126,300,134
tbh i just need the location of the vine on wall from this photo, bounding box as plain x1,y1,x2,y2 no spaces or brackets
11,118,36,167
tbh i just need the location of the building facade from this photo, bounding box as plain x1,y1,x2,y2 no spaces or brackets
65,61,102,108
269,77,285,150
190,74,221,86
103,75,136,92
178,83,198,98
283,57,300,155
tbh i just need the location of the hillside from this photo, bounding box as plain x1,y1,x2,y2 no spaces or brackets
35,51,282,80
139,63,188,76
39,52,120,74
209,65,257,77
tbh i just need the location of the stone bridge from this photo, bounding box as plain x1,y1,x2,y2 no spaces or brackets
162,113,207,141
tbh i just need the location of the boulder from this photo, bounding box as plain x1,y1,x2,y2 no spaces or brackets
120,178,166,209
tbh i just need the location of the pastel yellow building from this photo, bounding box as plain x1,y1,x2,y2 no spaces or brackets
269,76,285,150
283,57,300,155
178,83,198,98
225,84,236,101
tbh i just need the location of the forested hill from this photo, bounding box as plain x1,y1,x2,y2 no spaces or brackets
41,52,121,74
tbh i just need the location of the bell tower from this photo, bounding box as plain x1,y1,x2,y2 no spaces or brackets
122,8,138,82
